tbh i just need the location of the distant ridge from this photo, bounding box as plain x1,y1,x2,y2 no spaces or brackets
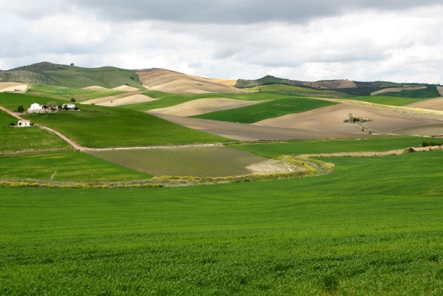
1,61,440,95
1,62,142,89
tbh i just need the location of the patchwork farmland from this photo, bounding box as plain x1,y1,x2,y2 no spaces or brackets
1,63,443,294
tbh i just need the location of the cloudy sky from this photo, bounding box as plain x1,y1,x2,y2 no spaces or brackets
1,0,443,83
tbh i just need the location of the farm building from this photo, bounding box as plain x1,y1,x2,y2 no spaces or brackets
62,103,76,109
28,103,43,112
17,119,31,127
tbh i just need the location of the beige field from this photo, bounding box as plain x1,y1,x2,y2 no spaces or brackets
137,68,246,94
0,82,27,93
112,85,139,92
82,85,108,90
438,86,443,96
406,97,443,111
371,86,426,96
82,93,156,106
254,103,443,134
153,114,367,141
149,98,260,117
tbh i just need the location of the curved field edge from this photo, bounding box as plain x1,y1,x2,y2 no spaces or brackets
0,156,334,188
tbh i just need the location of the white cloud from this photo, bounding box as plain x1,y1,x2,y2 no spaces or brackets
0,1,442,83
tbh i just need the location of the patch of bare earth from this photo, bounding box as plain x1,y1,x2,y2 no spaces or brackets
149,98,261,117
137,68,245,94
254,103,443,134
0,82,28,93
153,114,368,141
82,85,108,90
438,86,443,97
406,97,443,111
246,159,301,174
82,93,156,106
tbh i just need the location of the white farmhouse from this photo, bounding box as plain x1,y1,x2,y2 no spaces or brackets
28,103,43,112
17,119,31,127
62,103,76,109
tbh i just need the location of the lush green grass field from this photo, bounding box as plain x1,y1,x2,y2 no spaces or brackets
0,93,229,147
0,110,70,151
124,91,289,112
378,85,441,98
231,137,434,158
86,147,267,177
1,150,443,294
343,95,430,106
243,84,343,97
0,151,150,181
194,97,336,123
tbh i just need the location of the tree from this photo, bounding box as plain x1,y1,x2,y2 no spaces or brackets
17,105,24,113
47,102,57,111
71,98,76,102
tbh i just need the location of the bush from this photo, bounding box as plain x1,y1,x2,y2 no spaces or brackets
17,105,24,113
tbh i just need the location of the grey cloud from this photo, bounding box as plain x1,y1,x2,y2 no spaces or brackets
60,0,442,24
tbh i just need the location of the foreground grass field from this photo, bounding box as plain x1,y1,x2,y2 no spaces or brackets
1,150,443,294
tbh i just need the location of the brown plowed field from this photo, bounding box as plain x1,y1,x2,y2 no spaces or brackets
406,97,443,111
137,68,245,94
254,103,443,134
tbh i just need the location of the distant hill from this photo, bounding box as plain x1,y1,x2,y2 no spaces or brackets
2,62,143,89
1,61,440,96
235,75,438,96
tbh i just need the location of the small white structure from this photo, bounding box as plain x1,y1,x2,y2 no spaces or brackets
17,119,31,127
28,103,43,112
62,103,76,109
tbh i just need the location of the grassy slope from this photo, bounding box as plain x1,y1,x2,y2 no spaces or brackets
44,66,143,89
193,96,336,124
13,63,144,89
0,151,151,181
124,91,286,112
379,85,441,98
28,84,126,102
243,84,344,97
0,109,70,151
0,93,230,148
1,150,443,294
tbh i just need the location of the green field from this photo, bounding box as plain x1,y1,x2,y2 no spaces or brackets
28,84,126,102
193,96,336,123
0,110,70,151
0,151,150,181
343,95,431,106
124,91,291,112
1,150,443,294
377,85,441,98
231,137,434,158
86,147,268,177
243,84,343,97
0,93,230,148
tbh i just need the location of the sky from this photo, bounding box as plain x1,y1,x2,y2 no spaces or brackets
1,0,443,83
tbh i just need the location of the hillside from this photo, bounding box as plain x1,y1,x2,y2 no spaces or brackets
236,75,439,96
3,62,143,89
